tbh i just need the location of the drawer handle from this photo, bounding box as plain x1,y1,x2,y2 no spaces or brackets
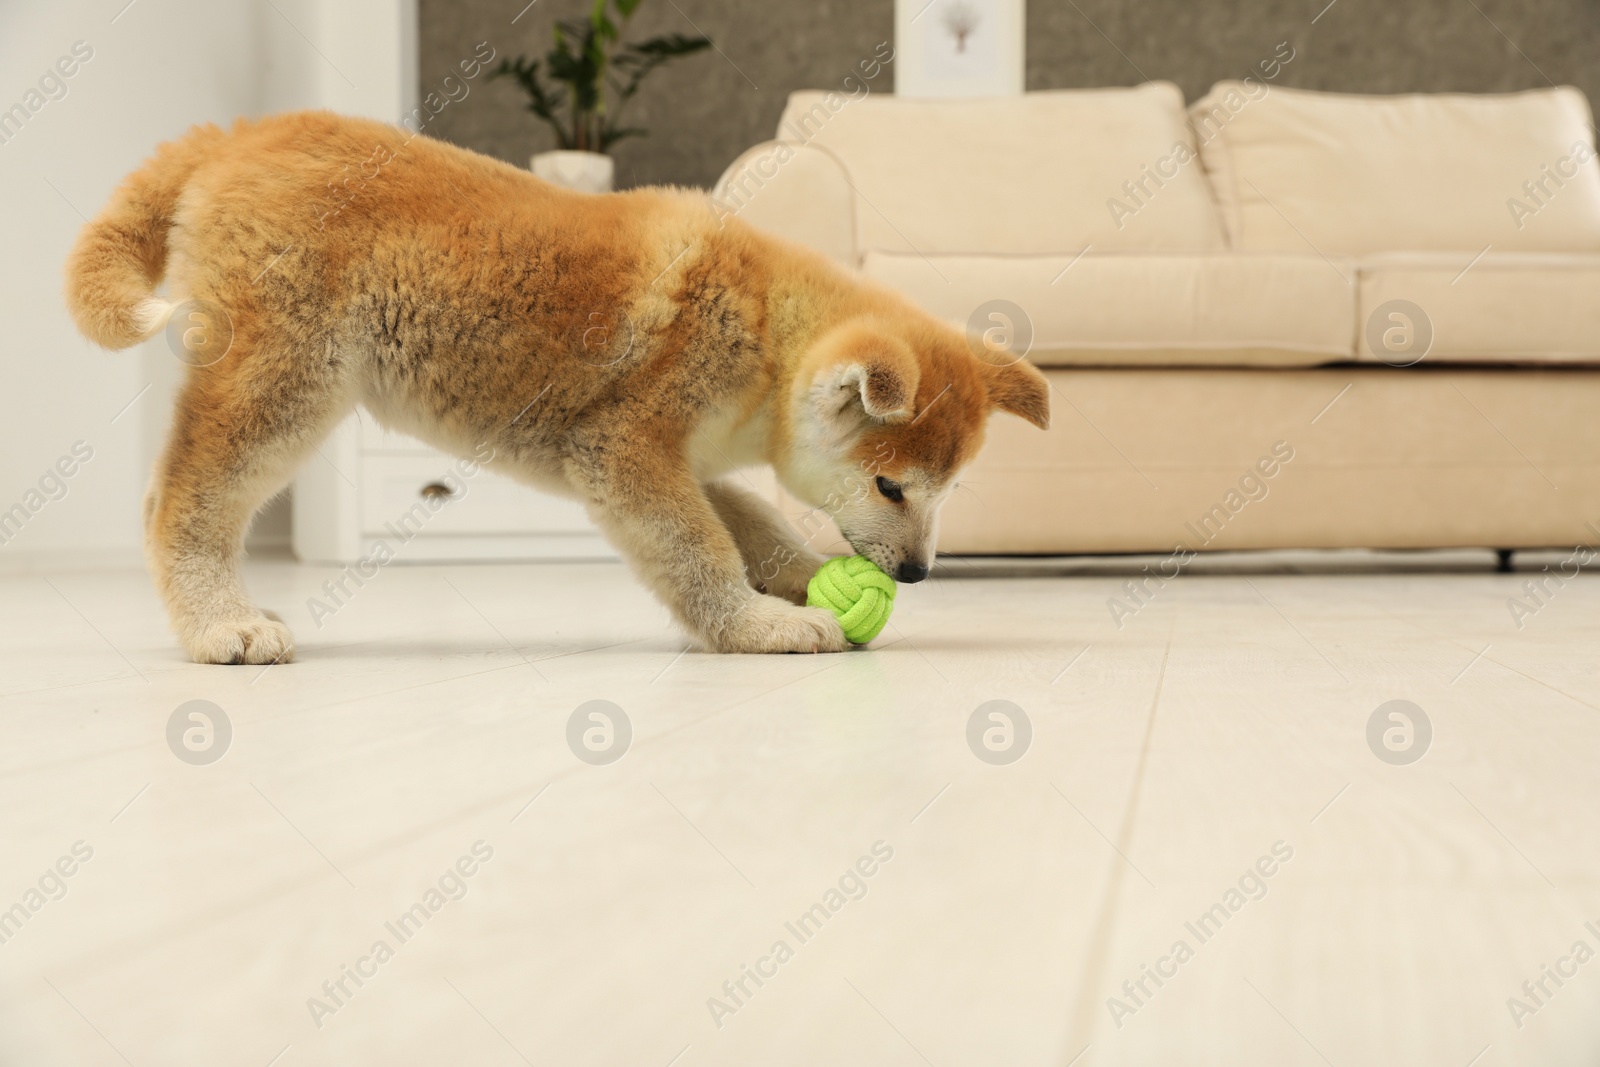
419,481,457,501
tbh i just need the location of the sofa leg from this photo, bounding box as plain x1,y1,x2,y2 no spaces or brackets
1495,548,1515,573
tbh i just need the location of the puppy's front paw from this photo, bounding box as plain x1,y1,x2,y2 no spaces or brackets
709,597,850,654
183,615,296,665
754,551,827,607
757,562,821,607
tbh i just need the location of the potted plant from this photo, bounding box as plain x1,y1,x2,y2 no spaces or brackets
491,0,712,192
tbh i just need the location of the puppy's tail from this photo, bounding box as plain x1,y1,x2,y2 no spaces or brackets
64,123,225,349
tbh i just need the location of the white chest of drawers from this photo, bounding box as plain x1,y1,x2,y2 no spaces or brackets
291,413,616,564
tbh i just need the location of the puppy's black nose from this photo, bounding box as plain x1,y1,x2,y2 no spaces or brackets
897,561,929,584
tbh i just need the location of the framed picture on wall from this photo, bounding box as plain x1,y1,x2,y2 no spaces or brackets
894,0,1025,98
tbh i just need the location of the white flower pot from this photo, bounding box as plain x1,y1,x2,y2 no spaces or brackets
531,150,614,193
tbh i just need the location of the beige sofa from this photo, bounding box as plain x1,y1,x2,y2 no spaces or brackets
714,82,1600,555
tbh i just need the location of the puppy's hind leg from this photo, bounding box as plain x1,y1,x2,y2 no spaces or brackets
703,480,826,606
146,330,351,664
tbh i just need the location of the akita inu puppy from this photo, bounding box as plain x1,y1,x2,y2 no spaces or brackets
66,112,1048,663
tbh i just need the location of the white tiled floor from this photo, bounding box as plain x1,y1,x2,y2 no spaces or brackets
1,553,1597,1066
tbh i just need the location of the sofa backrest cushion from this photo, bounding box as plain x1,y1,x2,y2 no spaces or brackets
1190,83,1600,254
776,82,1226,257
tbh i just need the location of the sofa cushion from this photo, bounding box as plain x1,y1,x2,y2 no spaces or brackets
930,367,1600,554
1191,83,1600,255
862,250,1355,368
777,83,1225,257
1357,252,1600,365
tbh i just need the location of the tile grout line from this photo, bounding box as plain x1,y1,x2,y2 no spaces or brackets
1060,634,1172,1051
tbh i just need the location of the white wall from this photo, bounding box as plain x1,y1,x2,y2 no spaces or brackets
0,0,411,567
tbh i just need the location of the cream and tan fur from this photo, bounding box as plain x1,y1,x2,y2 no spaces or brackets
65,112,1049,663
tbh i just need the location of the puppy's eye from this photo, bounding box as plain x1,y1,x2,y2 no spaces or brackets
875,476,903,503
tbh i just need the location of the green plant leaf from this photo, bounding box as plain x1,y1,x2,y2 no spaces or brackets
622,33,712,58
599,125,648,150
500,4,713,159
609,33,711,106
490,56,575,148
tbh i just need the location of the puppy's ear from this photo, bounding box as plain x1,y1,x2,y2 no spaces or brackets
809,322,922,423
981,357,1051,430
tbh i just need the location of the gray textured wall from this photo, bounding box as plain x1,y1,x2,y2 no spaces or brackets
420,0,1600,190
420,0,893,190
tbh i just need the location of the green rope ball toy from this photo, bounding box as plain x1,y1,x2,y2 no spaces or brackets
807,555,897,644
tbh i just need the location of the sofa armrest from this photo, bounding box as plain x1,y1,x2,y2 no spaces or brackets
711,140,858,267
